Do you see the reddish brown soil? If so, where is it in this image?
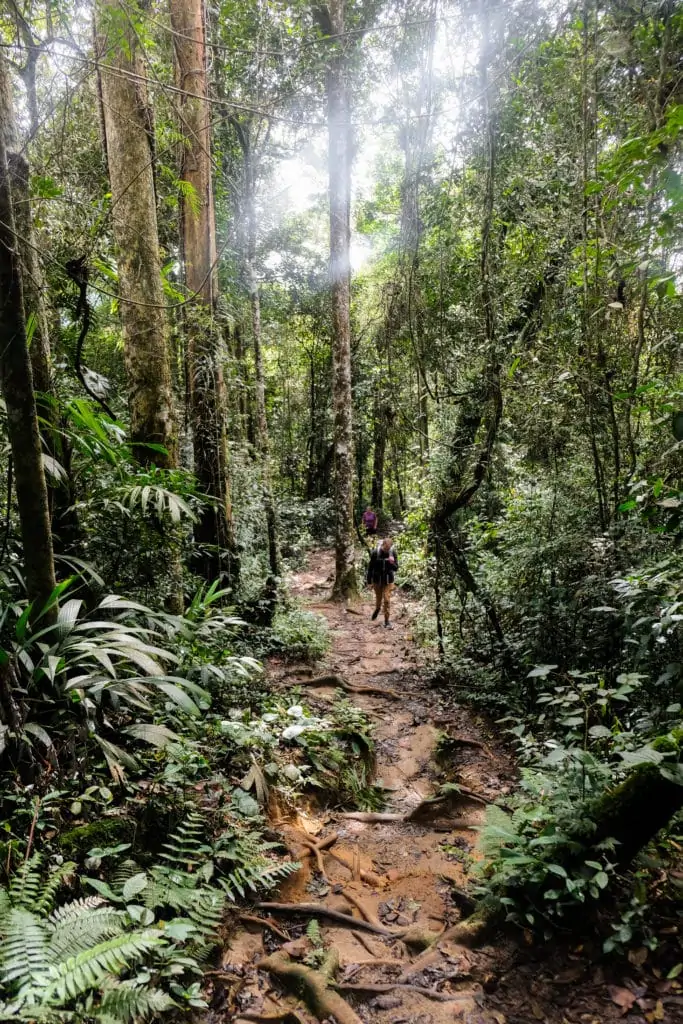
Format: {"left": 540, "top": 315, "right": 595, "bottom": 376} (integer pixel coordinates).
{"left": 215, "top": 550, "right": 683, "bottom": 1024}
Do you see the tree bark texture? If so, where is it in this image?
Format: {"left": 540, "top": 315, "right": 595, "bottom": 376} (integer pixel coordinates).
{"left": 169, "top": 0, "right": 238, "bottom": 584}
{"left": 242, "top": 134, "right": 281, "bottom": 586}
{"left": 323, "top": 0, "right": 357, "bottom": 598}
{"left": 97, "top": 0, "right": 177, "bottom": 467}
{"left": 0, "top": 129, "right": 57, "bottom": 618}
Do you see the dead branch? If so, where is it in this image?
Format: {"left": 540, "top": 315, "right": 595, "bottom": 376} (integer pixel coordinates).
{"left": 257, "top": 950, "right": 362, "bottom": 1024}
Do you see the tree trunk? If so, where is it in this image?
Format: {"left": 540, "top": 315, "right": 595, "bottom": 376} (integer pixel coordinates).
{"left": 371, "top": 391, "right": 386, "bottom": 510}
{"left": 169, "top": 0, "right": 239, "bottom": 585}
{"left": 321, "top": 0, "right": 357, "bottom": 598}
{"left": 96, "top": 0, "right": 177, "bottom": 467}
{"left": 0, "top": 128, "right": 57, "bottom": 619}
{"left": 241, "top": 133, "right": 280, "bottom": 592}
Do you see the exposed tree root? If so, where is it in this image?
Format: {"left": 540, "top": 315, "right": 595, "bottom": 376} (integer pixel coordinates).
{"left": 340, "top": 889, "right": 382, "bottom": 928}
{"left": 257, "top": 950, "right": 362, "bottom": 1024}
{"left": 398, "top": 909, "right": 496, "bottom": 980}
{"left": 295, "top": 674, "right": 400, "bottom": 700}
{"left": 351, "top": 930, "right": 385, "bottom": 957}
{"left": 292, "top": 831, "right": 339, "bottom": 861}
{"left": 341, "top": 785, "right": 492, "bottom": 824}
{"left": 334, "top": 981, "right": 478, "bottom": 1003}
{"left": 343, "top": 959, "right": 405, "bottom": 979}
{"left": 340, "top": 812, "right": 404, "bottom": 823}
{"left": 235, "top": 1012, "right": 308, "bottom": 1024}
{"left": 298, "top": 836, "right": 330, "bottom": 881}
{"left": 255, "top": 902, "right": 440, "bottom": 948}
{"left": 255, "top": 901, "right": 399, "bottom": 937}
{"left": 326, "top": 849, "right": 386, "bottom": 888}
{"left": 238, "top": 913, "right": 291, "bottom": 941}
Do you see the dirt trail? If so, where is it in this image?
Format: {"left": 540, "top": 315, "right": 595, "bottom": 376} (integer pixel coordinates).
{"left": 219, "top": 551, "right": 642, "bottom": 1024}
{"left": 221, "top": 550, "right": 513, "bottom": 1024}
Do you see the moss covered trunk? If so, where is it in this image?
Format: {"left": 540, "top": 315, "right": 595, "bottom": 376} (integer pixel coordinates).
{"left": 323, "top": 0, "right": 357, "bottom": 599}
{"left": 169, "top": 0, "right": 239, "bottom": 586}
{"left": 97, "top": 0, "right": 177, "bottom": 467}
{"left": 0, "top": 128, "right": 57, "bottom": 618}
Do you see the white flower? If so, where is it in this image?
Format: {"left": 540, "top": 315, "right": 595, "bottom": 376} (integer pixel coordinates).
{"left": 287, "top": 705, "right": 304, "bottom": 719}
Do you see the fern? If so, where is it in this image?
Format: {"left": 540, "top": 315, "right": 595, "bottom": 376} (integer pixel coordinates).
{"left": 476, "top": 805, "right": 518, "bottom": 859}
{"left": 218, "top": 860, "right": 299, "bottom": 901}
{"left": 0, "top": 908, "right": 50, "bottom": 987}
{"left": 99, "top": 982, "right": 175, "bottom": 1023}
{"left": 30, "top": 930, "right": 165, "bottom": 1005}
{"left": 48, "top": 906, "right": 127, "bottom": 962}
{"left": 157, "top": 812, "right": 210, "bottom": 872}
{"left": 8, "top": 854, "right": 45, "bottom": 909}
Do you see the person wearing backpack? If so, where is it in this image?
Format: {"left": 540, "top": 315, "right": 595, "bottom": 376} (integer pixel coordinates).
{"left": 366, "top": 537, "right": 399, "bottom": 629}
{"left": 362, "top": 506, "right": 378, "bottom": 536}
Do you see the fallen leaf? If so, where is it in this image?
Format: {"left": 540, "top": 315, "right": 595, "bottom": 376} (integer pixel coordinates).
{"left": 608, "top": 985, "right": 637, "bottom": 1013}
{"left": 530, "top": 1000, "right": 545, "bottom": 1020}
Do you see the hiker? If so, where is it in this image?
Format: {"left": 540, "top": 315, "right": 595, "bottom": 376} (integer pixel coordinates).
{"left": 362, "top": 506, "right": 378, "bottom": 536}
{"left": 366, "top": 537, "right": 399, "bottom": 629}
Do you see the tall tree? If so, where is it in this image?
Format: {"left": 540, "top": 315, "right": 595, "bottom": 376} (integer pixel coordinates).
{"left": 96, "top": 0, "right": 177, "bottom": 467}
{"left": 169, "top": 0, "right": 239, "bottom": 584}
{"left": 317, "top": 0, "right": 358, "bottom": 598}
{"left": 236, "top": 120, "right": 281, "bottom": 592}
{"left": 0, "top": 127, "right": 56, "bottom": 618}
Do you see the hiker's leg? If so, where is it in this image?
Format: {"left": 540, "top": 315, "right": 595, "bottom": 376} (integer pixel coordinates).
{"left": 383, "top": 583, "right": 394, "bottom": 623}
{"left": 372, "top": 584, "right": 382, "bottom": 620}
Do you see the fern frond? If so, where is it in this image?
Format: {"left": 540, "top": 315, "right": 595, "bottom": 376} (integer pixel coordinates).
{"left": 35, "top": 862, "right": 77, "bottom": 917}
{"left": 8, "top": 854, "right": 44, "bottom": 909}
{"left": 30, "top": 930, "right": 165, "bottom": 1005}
{"left": 48, "top": 907, "right": 127, "bottom": 963}
{"left": 49, "top": 895, "right": 107, "bottom": 925}
{"left": 0, "top": 908, "right": 50, "bottom": 988}
{"left": 476, "top": 805, "right": 518, "bottom": 858}
{"left": 219, "top": 861, "right": 299, "bottom": 901}
{"left": 99, "top": 982, "right": 176, "bottom": 1023}
{"left": 183, "top": 890, "right": 225, "bottom": 937}
{"left": 158, "top": 813, "right": 210, "bottom": 871}
{"left": 110, "top": 860, "right": 142, "bottom": 895}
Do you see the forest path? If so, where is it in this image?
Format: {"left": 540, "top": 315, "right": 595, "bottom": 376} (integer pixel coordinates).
{"left": 223, "top": 548, "right": 513, "bottom": 1024}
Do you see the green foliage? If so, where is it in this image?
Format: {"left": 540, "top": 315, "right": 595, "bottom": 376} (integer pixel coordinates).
{"left": 266, "top": 608, "right": 331, "bottom": 661}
